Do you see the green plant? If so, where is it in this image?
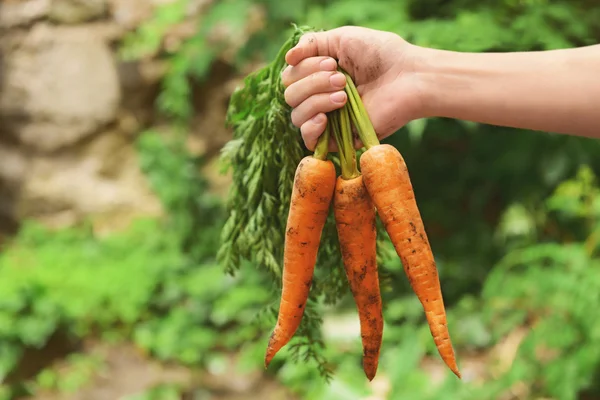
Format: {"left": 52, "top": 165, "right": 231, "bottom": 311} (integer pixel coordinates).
{"left": 29, "top": 353, "right": 105, "bottom": 395}
{"left": 0, "top": 131, "right": 271, "bottom": 398}
{"left": 124, "top": 383, "right": 183, "bottom": 400}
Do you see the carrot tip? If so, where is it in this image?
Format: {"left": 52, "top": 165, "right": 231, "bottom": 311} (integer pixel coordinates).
{"left": 364, "top": 365, "right": 377, "bottom": 381}
{"left": 264, "top": 354, "right": 273, "bottom": 369}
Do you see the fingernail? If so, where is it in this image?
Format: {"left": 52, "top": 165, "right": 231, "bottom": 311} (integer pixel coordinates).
{"left": 330, "top": 73, "right": 345, "bottom": 88}
{"left": 320, "top": 58, "right": 336, "bottom": 71}
{"left": 330, "top": 91, "right": 346, "bottom": 104}
{"left": 311, "top": 114, "right": 325, "bottom": 124}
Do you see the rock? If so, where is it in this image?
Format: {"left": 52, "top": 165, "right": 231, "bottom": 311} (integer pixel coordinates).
{"left": 0, "top": 23, "right": 121, "bottom": 153}
{"left": 0, "top": 142, "right": 29, "bottom": 190}
{"left": 16, "top": 129, "right": 162, "bottom": 231}
{"left": 116, "top": 59, "right": 165, "bottom": 129}
{"left": 106, "top": 0, "right": 153, "bottom": 29}
{"left": 0, "top": 141, "right": 29, "bottom": 235}
{"left": 0, "top": 0, "right": 244, "bottom": 236}
{"left": 48, "top": 0, "right": 107, "bottom": 24}
{"left": 0, "top": 0, "right": 50, "bottom": 29}
{"left": 189, "top": 61, "right": 236, "bottom": 159}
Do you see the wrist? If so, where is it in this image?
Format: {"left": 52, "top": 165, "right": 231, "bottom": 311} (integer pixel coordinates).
{"left": 410, "top": 47, "right": 515, "bottom": 121}
{"left": 393, "top": 44, "right": 453, "bottom": 122}
{"left": 409, "top": 45, "right": 457, "bottom": 119}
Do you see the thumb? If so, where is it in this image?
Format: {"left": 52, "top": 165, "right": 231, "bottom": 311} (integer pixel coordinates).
{"left": 285, "top": 30, "right": 342, "bottom": 66}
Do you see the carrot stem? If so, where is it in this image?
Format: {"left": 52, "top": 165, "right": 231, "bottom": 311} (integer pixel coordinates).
{"left": 330, "top": 109, "right": 359, "bottom": 180}
{"left": 313, "top": 121, "right": 330, "bottom": 160}
{"left": 339, "top": 105, "right": 360, "bottom": 179}
{"left": 341, "top": 70, "right": 380, "bottom": 150}
{"left": 330, "top": 111, "right": 345, "bottom": 165}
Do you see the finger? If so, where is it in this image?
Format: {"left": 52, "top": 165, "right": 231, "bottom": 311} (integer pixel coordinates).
{"left": 291, "top": 91, "right": 347, "bottom": 128}
{"left": 286, "top": 31, "right": 340, "bottom": 66}
{"left": 300, "top": 113, "right": 328, "bottom": 151}
{"left": 284, "top": 71, "right": 346, "bottom": 108}
{"left": 281, "top": 56, "right": 336, "bottom": 88}
{"left": 300, "top": 116, "right": 341, "bottom": 152}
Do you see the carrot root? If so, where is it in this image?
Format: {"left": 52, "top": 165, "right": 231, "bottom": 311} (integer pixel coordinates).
{"left": 334, "top": 175, "right": 383, "bottom": 381}
{"left": 360, "top": 144, "right": 461, "bottom": 379}
{"left": 264, "top": 155, "right": 336, "bottom": 368}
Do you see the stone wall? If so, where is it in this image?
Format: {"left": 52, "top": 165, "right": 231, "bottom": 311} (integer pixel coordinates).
{"left": 0, "top": 0, "right": 236, "bottom": 239}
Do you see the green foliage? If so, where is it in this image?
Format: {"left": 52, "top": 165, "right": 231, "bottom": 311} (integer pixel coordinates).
{"left": 217, "top": 25, "right": 311, "bottom": 277}
{"left": 0, "top": 131, "right": 271, "bottom": 397}
{"left": 119, "top": 0, "right": 188, "bottom": 60}
{"left": 136, "top": 130, "right": 223, "bottom": 263}
{"left": 120, "top": 0, "right": 250, "bottom": 121}
{"left": 124, "top": 383, "right": 183, "bottom": 400}
{"left": 479, "top": 167, "right": 600, "bottom": 399}
{"left": 29, "top": 353, "right": 105, "bottom": 395}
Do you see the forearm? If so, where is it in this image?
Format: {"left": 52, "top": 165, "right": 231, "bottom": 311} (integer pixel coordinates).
{"left": 415, "top": 44, "right": 600, "bottom": 137}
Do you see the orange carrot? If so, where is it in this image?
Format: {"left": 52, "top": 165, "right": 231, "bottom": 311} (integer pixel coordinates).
{"left": 334, "top": 174, "right": 383, "bottom": 381}
{"left": 360, "top": 144, "right": 461, "bottom": 378}
{"left": 264, "top": 130, "right": 336, "bottom": 368}
{"left": 329, "top": 105, "right": 383, "bottom": 381}
{"left": 339, "top": 70, "right": 460, "bottom": 378}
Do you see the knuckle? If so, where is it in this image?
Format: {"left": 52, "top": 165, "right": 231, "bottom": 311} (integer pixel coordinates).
{"left": 298, "top": 33, "right": 320, "bottom": 57}
{"left": 304, "top": 98, "right": 320, "bottom": 116}
{"left": 296, "top": 57, "right": 317, "bottom": 74}
{"left": 309, "top": 71, "right": 330, "bottom": 86}
{"left": 317, "top": 93, "right": 332, "bottom": 108}
{"left": 302, "top": 32, "right": 318, "bottom": 45}
{"left": 322, "top": 70, "right": 336, "bottom": 83}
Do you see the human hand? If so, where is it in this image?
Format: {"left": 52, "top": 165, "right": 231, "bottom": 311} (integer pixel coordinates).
{"left": 281, "top": 26, "right": 426, "bottom": 150}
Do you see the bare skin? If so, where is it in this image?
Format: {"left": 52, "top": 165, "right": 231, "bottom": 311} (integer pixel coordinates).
{"left": 281, "top": 26, "right": 600, "bottom": 151}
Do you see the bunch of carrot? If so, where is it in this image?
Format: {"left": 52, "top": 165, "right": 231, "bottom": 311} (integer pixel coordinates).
{"left": 264, "top": 70, "right": 461, "bottom": 381}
